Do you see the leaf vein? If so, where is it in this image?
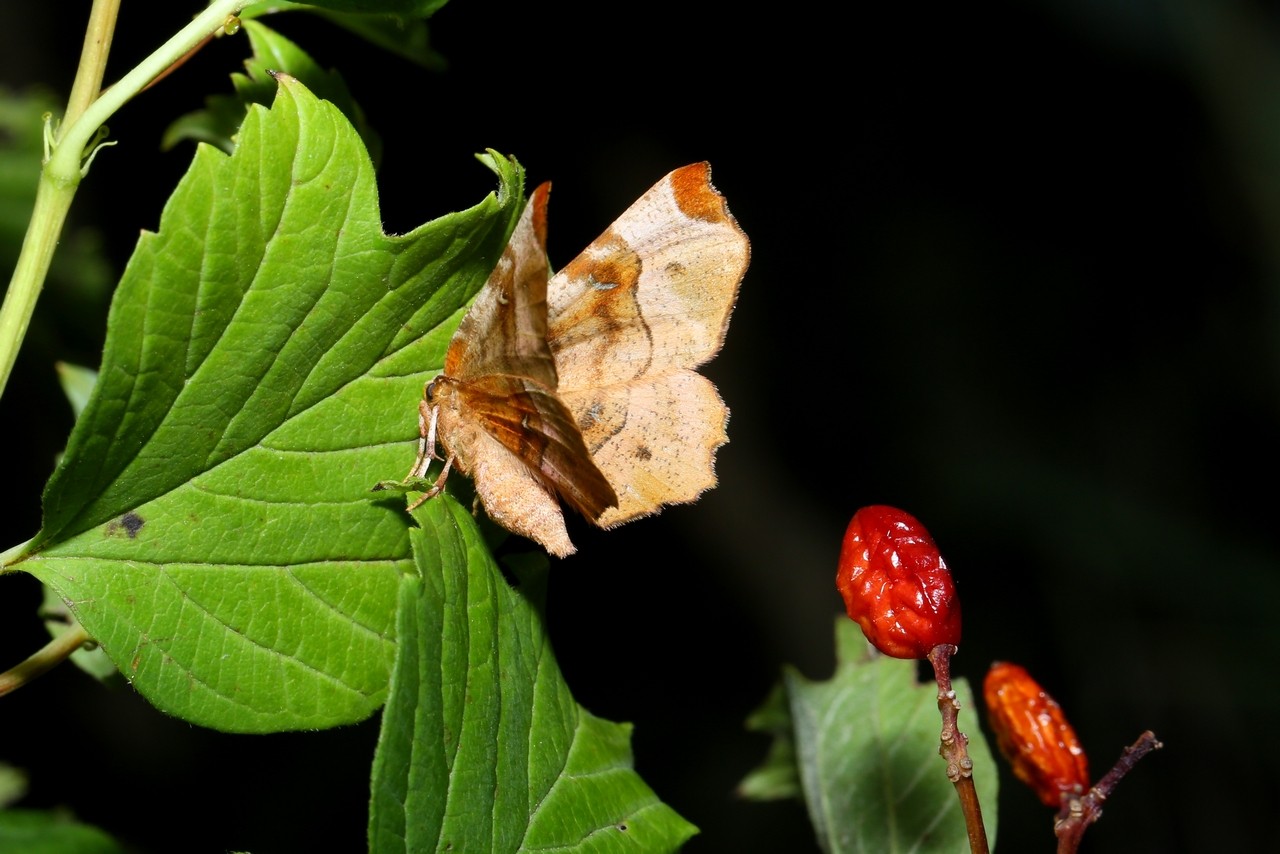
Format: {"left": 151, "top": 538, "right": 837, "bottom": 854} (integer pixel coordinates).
{"left": 150, "top": 564, "right": 375, "bottom": 699}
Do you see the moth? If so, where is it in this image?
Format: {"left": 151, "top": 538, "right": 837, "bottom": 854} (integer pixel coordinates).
{"left": 408, "top": 163, "right": 749, "bottom": 556}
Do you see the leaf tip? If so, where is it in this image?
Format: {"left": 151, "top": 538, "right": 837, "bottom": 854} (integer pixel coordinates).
{"left": 474, "top": 149, "right": 524, "bottom": 205}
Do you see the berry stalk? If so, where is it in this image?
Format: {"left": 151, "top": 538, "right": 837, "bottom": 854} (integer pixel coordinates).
{"left": 928, "top": 643, "right": 990, "bottom": 854}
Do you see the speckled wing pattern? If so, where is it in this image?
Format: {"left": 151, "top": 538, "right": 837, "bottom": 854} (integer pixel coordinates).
{"left": 548, "top": 163, "right": 749, "bottom": 527}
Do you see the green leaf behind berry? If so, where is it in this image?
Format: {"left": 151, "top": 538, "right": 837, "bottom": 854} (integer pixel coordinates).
{"left": 742, "top": 620, "right": 999, "bottom": 853}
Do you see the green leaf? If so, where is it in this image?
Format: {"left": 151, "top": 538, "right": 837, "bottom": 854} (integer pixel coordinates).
{"left": 0, "top": 764, "right": 26, "bottom": 809}
{"left": 162, "top": 19, "right": 381, "bottom": 166}
{"left": 742, "top": 621, "right": 999, "bottom": 853}
{"left": 11, "top": 77, "right": 523, "bottom": 733}
{"left": 54, "top": 362, "right": 97, "bottom": 419}
{"left": 737, "top": 681, "right": 802, "bottom": 800}
{"left": 241, "top": 1, "right": 451, "bottom": 69}
{"left": 368, "top": 494, "right": 698, "bottom": 853}
{"left": 0, "top": 810, "right": 126, "bottom": 854}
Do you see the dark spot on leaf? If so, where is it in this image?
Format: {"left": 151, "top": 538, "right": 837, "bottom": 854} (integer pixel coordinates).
{"left": 104, "top": 512, "right": 145, "bottom": 538}
{"left": 122, "top": 512, "right": 144, "bottom": 537}
{"left": 635, "top": 445, "right": 652, "bottom": 461}
{"left": 616, "top": 823, "right": 629, "bottom": 832}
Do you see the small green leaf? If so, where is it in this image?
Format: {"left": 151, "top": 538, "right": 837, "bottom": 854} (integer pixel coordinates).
{"left": 0, "top": 810, "right": 126, "bottom": 854}
{"left": 162, "top": 19, "right": 381, "bottom": 165}
{"left": 368, "top": 494, "right": 698, "bottom": 853}
{"left": 369, "top": 474, "right": 434, "bottom": 495}
{"left": 54, "top": 362, "right": 97, "bottom": 419}
{"left": 12, "top": 77, "right": 523, "bottom": 733}
{"left": 738, "top": 681, "right": 802, "bottom": 800}
{"left": 241, "top": 1, "right": 451, "bottom": 69}
{"left": 741, "top": 620, "right": 999, "bottom": 853}
{"left": 0, "top": 764, "right": 26, "bottom": 809}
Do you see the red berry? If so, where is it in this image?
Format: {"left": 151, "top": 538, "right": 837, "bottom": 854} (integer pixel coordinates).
{"left": 983, "top": 662, "right": 1090, "bottom": 807}
{"left": 835, "top": 505, "right": 962, "bottom": 659}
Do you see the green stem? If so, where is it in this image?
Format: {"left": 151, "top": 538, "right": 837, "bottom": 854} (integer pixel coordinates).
{"left": 47, "top": 0, "right": 247, "bottom": 183}
{"left": 0, "top": 0, "right": 247, "bottom": 400}
{"left": 64, "top": 0, "right": 121, "bottom": 131}
{"left": 0, "top": 178, "right": 75, "bottom": 395}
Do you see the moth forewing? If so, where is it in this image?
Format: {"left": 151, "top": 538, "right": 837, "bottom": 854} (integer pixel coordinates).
{"left": 454, "top": 375, "right": 615, "bottom": 520}
{"left": 406, "top": 182, "right": 617, "bottom": 555}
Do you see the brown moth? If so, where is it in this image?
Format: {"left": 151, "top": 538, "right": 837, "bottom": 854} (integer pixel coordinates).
{"left": 409, "top": 163, "right": 749, "bottom": 556}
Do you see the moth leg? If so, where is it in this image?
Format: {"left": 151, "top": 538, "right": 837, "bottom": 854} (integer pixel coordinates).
{"left": 406, "top": 399, "right": 441, "bottom": 479}
{"left": 406, "top": 453, "right": 455, "bottom": 512}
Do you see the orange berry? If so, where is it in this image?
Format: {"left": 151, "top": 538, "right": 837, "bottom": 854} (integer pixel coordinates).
{"left": 983, "top": 661, "right": 1090, "bottom": 807}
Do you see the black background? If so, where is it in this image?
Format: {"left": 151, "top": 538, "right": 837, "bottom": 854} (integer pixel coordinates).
{"left": 2, "top": 2, "right": 1277, "bottom": 851}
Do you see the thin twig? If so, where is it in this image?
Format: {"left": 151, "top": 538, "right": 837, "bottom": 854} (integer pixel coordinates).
{"left": 0, "top": 625, "right": 91, "bottom": 697}
{"left": 139, "top": 33, "right": 214, "bottom": 94}
{"left": 1055, "top": 730, "right": 1163, "bottom": 853}
{"left": 928, "top": 644, "right": 990, "bottom": 854}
